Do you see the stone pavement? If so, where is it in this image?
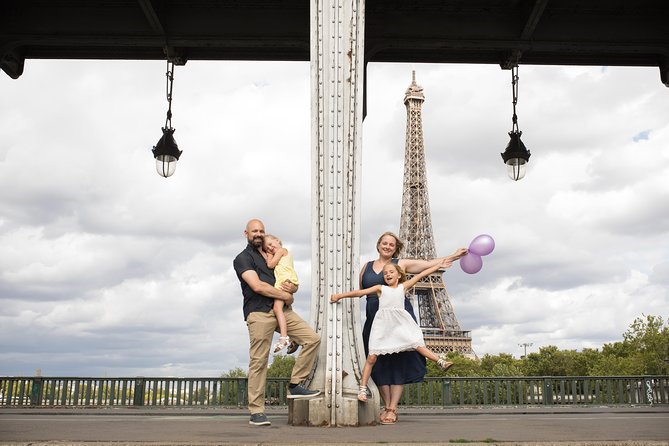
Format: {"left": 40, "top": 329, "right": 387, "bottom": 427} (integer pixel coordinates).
{"left": 1, "top": 405, "right": 668, "bottom": 446}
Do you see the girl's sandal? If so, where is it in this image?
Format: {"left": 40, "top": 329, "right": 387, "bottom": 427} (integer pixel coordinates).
{"left": 273, "top": 336, "right": 290, "bottom": 353}
{"left": 380, "top": 408, "right": 397, "bottom": 425}
{"left": 357, "top": 385, "right": 368, "bottom": 402}
{"left": 437, "top": 354, "right": 454, "bottom": 371}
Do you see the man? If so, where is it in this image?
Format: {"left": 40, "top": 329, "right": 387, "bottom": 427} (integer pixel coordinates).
{"left": 233, "top": 218, "right": 321, "bottom": 426}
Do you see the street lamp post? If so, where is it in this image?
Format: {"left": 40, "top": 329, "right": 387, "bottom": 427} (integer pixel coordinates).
{"left": 519, "top": 342, "right": 533, "bottom": 358}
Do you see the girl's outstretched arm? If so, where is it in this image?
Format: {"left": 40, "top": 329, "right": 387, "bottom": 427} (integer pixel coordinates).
{"left": 330, "top": 285, "right": 381, "bottom": 303}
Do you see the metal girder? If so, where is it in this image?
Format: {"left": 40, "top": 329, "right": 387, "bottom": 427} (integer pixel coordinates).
{"left": 138, "top": 0, "right": 165, "bottom": 35}
{"left": 662, "top": 57, "right": 669, "bottom": 87}
{"left": 520, "top": 0, "right": 549, "bottom": 41}
{"left": 0, "top": 47, "right": 24, "bottom": 79}
{"left": 290, "top": 0, "right": 372, "bottom": 427}
{"left": 2, "top": 0, "right": 669, "bottom": 84}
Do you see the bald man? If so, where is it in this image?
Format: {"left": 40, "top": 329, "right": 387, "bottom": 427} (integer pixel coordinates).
{"left": 233, "top": 218, "right": 321, "bottom": 426}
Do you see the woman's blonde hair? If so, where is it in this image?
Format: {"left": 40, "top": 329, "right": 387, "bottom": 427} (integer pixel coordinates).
{"left": 376, "top": 231, "right": 404, "bottom": 258}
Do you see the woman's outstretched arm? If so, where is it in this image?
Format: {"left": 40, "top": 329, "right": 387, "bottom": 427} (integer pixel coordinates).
{"left": 399, "top": 248, "right": 467, "bottom": 273}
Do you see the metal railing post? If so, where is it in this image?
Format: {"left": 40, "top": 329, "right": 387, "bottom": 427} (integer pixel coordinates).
{"left": 643, "top": 377, "right": 654, "bottom": 405}
{"left": 442, "top": 380, "right": 451, "bottom": 406}
{"left": 543, "top": 378, "right": 553, "bottom": 405}
{"left": 30, "top": 378, "right": 42, "bottom": 405}
{"left": 238, "top": 379, "right": 247, "bottom": 408}
{"left": 133, "top": 378, "right": 145, "bottom": 406}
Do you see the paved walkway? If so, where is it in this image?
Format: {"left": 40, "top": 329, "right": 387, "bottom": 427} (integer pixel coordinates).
{"left": 1, "top": 405, "right": 668, "bottom": 445}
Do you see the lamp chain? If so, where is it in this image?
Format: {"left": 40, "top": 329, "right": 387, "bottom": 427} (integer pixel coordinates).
{"left": 511, "top": 65, "right": 519, "bottom": 133}
{"left": 164, "top": 60, "right": 175, "bottom": 130}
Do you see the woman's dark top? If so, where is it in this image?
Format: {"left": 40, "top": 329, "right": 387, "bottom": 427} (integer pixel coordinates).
{"left": 361, "top": 259, "right": 427, "bottom": 385}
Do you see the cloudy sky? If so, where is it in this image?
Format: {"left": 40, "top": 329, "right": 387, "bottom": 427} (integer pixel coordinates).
{"left": 1, "top": 59, "right": 668, "bottom": 377}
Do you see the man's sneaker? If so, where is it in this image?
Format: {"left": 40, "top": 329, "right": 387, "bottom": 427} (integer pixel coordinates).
{"left": 287, "top": 385, "right": 321, "bottom": 399}
{"left": 249, "top": 413, "right": 271, "bottom": 426}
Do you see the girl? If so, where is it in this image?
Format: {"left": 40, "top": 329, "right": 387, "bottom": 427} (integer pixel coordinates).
{"left": 330, "top": 260, "right": 456, "bottom": 405}
{"left": 263, "top": 234, "right": 299, "bottom": 353}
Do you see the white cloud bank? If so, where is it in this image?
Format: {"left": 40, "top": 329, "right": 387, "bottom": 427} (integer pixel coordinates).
{"left": 1, "top": 60, "right": 667, "bottom": 376}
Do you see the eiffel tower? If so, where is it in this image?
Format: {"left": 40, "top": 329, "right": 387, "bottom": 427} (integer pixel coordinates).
{"left": 399, "top": 71, "right": 475, "bottom": 357}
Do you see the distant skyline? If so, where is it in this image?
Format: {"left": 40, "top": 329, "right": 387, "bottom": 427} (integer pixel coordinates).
{"left": 0, "top": 60, "right": 667, "bottom": 377}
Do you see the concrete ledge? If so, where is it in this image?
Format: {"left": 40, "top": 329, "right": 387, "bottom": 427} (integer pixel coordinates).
{"left": 2, "top": 406, "right": 667, "bottom": 444}
{"left": 1, "top": 442, "right": 668, "bottom": 446}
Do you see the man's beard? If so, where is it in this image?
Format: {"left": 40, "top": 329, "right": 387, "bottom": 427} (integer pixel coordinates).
{"left": 251, "top": 236, "right": 263, "bottom": 248}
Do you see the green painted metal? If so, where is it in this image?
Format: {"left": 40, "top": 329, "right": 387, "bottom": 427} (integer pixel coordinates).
{"left": 1, "top": 376, "right": 667, "bottom": 407}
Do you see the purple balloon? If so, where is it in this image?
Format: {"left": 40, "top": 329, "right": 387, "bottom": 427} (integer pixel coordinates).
{"left": 469, "top": 234, "right": 495, "bottom": 256}
{"left": 460, "top": 253, "right": 483, "bottom": 274}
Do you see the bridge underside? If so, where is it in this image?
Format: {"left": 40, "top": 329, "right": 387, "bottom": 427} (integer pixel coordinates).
{"left": 2, "top": 0, "right": 668, "bottom": 85}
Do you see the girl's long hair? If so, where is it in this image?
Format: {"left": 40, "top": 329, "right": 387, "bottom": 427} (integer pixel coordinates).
{"left": 384, "top": 262, "right": 407, "bottom": 283}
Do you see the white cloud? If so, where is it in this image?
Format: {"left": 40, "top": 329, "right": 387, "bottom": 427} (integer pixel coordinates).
{"left": 460, "top": 269, "right": 666, "bottom": 356}
{"left": 1, "top": 60, "right": 668, "bottom": 377}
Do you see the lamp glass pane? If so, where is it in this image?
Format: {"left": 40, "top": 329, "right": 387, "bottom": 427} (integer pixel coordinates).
{"left": 155, "top": 155, "right": 177, "bottom": 177}
{"left": 505, "top": 158, "right": 526, "bottom": 181}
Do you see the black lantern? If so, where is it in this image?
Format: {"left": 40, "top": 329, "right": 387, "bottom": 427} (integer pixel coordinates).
{"left": 153, "top": 127, "right": 182, "bottom": 177}
{"left": 501, "top": 130, "right": 530, "bottom": 181}
{"left": 152, "top": 60, "right": 182, "bottom": 177}
{"left": 500, "top": 65, "right": 531, "bottom": 181}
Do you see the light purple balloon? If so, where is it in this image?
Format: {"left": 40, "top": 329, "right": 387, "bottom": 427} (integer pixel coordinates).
{"left": 460, "top": 253, "right": 483, "bottom": 274}
{"left": 468, "top": 234, "right": 495, "bottom": 256}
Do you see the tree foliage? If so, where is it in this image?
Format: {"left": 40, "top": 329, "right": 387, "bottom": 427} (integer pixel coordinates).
{"left": 622, "top": 314, "right": 669, "bottom": 375}
{"left": 221, "top": 367, "right": 247, "bottom": 378}
{"left": 267, "top": 354, "right": 296, "bottom": 378}
{"left": 427, "top": 352, "right": 481, "bottom": 377}
{"left": 424, "top": 314, "right": 668, "bottom": 377}
{"left": 223, "top": 314, "right": 668, "bottom": 378}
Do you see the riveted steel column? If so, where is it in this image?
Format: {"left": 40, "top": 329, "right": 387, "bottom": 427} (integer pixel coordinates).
{"left": 288, "top": 0, "right": 375, "bottom": 426}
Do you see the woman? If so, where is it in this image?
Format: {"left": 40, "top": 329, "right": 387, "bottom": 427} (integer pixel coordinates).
{"left": 360, "top": 231, "right": 466, "bottom": 424}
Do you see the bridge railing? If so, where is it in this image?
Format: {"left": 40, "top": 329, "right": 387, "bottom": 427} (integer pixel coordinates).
{"left": 402, "top": 376, "right": 668, "bottom": 406}
{"left": 1, "top": 376, "right": 667, "bottom": 408}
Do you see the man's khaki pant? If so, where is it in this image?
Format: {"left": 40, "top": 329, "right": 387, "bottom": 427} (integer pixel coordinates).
{"left": 246, "top": 307, "right": 320, "bottom": 414}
